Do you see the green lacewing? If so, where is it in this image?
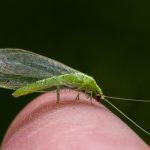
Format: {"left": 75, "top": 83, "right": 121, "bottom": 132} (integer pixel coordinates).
{"left": 0, "top": 48, "right": 149, "bottom": 136}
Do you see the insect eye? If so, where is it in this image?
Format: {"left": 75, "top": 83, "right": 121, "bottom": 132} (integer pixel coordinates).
{"left": 96, "top": 94, "right": 101, "bottom": 102}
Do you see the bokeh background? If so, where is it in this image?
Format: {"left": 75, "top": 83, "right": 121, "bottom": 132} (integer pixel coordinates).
{"left": 0, "top": 0, "right": 150, "bottom": 145}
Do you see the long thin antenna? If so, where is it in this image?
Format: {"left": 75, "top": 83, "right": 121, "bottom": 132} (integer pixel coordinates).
{"left": 102, "top": 97, "right": 150, "bottom": 136}
{"left": 104, "top": 95, "right": 150, "bottom": 103}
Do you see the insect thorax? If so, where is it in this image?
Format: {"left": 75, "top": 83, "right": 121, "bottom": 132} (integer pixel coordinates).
{"left": 73, "top": 72, "right": 103, "bottom": 97}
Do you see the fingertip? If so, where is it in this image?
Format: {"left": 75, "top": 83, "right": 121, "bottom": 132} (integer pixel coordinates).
{"left": 1, "top": 90, "right": 149, "bottom": 150}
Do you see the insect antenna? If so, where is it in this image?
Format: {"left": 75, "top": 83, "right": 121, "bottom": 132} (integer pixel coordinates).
{"left": 104, "top": 95, "right": 150, "bottom": 103}
{"left": 102, "top": 97, "right": 150, "bottom": 136}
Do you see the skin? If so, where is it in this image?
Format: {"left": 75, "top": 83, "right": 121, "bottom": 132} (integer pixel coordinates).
{"left": 1, "top": 90, "right": 149, "bottom": 150}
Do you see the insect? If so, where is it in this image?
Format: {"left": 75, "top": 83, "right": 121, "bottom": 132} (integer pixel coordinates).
{"left": 0, "top": 48, "right": 149, "bottom": 136}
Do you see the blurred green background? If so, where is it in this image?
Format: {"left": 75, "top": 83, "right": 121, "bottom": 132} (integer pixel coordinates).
{"left": 0, "top": 0, "right": 150, "bottom": 145}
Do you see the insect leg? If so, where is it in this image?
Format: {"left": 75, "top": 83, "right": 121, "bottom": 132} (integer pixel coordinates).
{"left": 84, "top": 91, "right": 93, "bottom": 104}
{"left": 89, "top": 91, "right": 93, "bottom": 105}
{"left": 76, "top": 92, "right": 80, "bottom": 100}
{"left": 73, "top": 91, "right": 80, "bottom": 104}
{"left": 56, "top": 86, "right": 60, "bottom": 106}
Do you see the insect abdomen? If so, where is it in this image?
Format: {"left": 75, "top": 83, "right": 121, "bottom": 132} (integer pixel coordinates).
{"left": 12, "top": 73, "right": 89, "bottom": 97}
